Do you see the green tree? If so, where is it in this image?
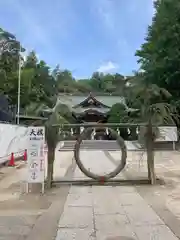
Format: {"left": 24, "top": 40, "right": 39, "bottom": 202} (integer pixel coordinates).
{"left": 113, "top": 73, "right": 127, "bottom": 94}
{"left": 28, "top": 99, "right": 72, "bottom": 188}
{"left": 44, "top": 103, "right": 71, "bottom": 188}
{"left": 90, "top": 72, "right": 104, "bottom": 91}
{"left": 52, "top": 64, "right": 61, "bottom": 80}
{"left": 108, "top": 103, "right": 128, "bottom": 123}
{"left": 133, "top": 0, "right": 180, "bottom": 183}
{"left": 56, "top": 69, "right": 76, "bottom": 93}
{"left": 126, "top": 75, "right": 178, "bottom": 184}
{"left": 0, "top": 28, "right": 26, "bottom": 115}
{"left": 108, "top": 103, "right": 129, "bottom": 139}
{"left": 0, "top": 28, "right": 25, "bottom": 73}
{"left": 23, "top": 51, "right": 57, "bottom": 109}
{"left": 136, "top": 0, "right": 180, "bottom": 110}
{"left": 103, "top": 74, "right": 116, "bottom": 93}
{"left": 24, "top": 51, "right": 37, "bottom": 69}
{"left": 76, "top": 79, "right": 93, "bottom": 93}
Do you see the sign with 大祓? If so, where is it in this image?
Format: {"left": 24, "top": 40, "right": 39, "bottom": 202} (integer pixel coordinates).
{"left": 27, "top": 126, "right": 45, "bottom": 184}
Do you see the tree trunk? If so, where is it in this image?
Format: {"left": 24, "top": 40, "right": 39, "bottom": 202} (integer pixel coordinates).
{"left": 146, "top": 123, "right": 156, "bottom": 185}
{"left": 46, "top": 148, "right": 55, "bottom": 189}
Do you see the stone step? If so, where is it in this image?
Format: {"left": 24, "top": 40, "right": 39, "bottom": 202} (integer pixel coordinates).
{"left": 58, "top": 140, "right": 142, "bottom": 151}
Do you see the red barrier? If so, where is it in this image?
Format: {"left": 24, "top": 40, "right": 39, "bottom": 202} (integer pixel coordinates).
{"left": 23, "top": 149, "right": 27, "bottom": 161}
{"left": 100, "top": 176, "right": 105, "bottom": 184}
{"left": 8, "top": 153, "right": 15, "bottom": 167}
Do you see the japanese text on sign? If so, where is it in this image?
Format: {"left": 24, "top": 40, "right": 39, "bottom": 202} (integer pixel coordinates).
{"left": 27, "top": 127, "right": 45, "bottom": 183}
{"left": 29, "top": 127, "right": 44, "bottom": 141}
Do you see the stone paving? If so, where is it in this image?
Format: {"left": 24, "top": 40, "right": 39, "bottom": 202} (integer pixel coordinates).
{"left": 56, "top": 185, "right": 178, "bottom": 240}
{"left": 55, "top": 150, "right": 180, "bottom": 240}
{"left": 1, "top": 146, "right": 180, "bottom": 239}
{"left": 0, "top": 151, "right": 73, "bottom": 240}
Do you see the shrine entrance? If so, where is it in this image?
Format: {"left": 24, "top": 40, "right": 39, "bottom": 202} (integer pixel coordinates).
{"left": 72, "top": 92, "right": 111, "bottom": 124}
{"left": 52, "top": 94, "right": 157, "bottom": 185}
{"left": 73, "top": 125, "right": 127, "bottom": 181}
{"left": 80, "top": 110, "right": 107, "bottom": 123}
{"left": 52, "top": 122, "right": 156, "bottom": 186}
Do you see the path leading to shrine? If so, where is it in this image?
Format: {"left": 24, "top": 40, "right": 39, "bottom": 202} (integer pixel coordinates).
{"left": 1, "top": 148, "right": 180, "bottom": 239}
{"left": 55, "top": 150, "right": 180, "bottom": 240}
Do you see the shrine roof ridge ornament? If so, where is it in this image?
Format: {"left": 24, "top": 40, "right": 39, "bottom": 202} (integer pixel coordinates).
{"left": 73, "top": 92, "right": 110, "bottom": 109}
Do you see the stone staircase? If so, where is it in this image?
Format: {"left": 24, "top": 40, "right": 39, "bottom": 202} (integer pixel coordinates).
{"left": 58, "top": 140, "right": 142, "bottom": 151}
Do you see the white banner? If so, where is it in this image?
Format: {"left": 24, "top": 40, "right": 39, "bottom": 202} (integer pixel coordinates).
{"left": 156, "top": 126, "right": 178, "bottom": 142}
{"left": 27, "top": 126, "right": 45, "bottom": 183}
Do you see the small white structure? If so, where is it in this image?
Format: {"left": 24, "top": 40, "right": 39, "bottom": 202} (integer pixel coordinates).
{"left": 27, "top": 126, "right": 45, "bottom": 193}
{"left": 0, "top": 123, "right": 28, "bottom": 163}
{"left": 156, "top": 126, "right": 178, "bottom": 150}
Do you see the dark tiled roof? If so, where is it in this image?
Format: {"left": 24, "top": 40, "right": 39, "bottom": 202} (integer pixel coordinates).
{"left": 57, "top": 94, "right": 124, "bottom": 109}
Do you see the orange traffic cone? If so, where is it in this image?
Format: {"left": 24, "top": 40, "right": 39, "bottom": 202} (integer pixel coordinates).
{"left": 23, "top": 149, "right": 27, "bottom": 161}
{"left": 8, "top": 152, "right": 15, "bottom": 166}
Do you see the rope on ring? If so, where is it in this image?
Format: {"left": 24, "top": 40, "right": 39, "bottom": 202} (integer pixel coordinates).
{"left": 74, "top": 126, "right": 127, "bottom": 181}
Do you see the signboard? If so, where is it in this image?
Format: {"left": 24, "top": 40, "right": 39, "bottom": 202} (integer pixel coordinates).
{"left": 27, "top": 126, "right": 45, "bottom": 184}
{"left": 155, "top": 126, "right": 178, "bottom": 142}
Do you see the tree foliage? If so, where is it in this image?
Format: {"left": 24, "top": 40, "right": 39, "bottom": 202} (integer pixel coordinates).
{"left": 2, "top": 0, "right": 180, "bottom": 186}
{"left": 0, "top": 28, "right": 130, "bottom": 121}
{"left": 136, "top": 0, "right": 180, "bottom": 110}
{"left": 129, "top": 0, "right": 180, "bottom": 183}
{"left": 108, "top": 103, "right": 128, "bottom": 123}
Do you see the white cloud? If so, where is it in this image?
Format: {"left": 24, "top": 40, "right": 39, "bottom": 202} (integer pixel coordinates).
{"left": 97, "top": 61, "right": 118, "bottom": 73}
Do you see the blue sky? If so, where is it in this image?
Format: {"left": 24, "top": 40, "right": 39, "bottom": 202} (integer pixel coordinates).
{"left": 0, "top": 0, "right": 154, "bottom": 79}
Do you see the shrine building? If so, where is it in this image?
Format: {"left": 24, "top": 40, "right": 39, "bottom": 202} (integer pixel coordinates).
{"left": 57, "top": 92, "right": 125, "bottom": 123}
